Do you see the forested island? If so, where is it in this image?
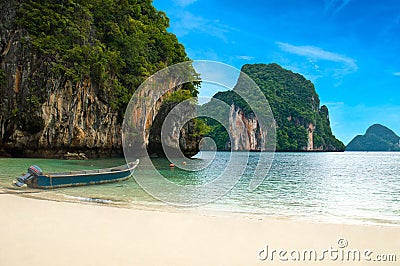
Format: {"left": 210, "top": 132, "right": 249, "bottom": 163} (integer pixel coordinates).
{"left": 0, "top": 0, "right": 199, "bottom": 158}
{"left": 201, "top": 64, "right": 345, "bottom": 152}
{"left": 346, "top": 124, "right": 400, "bottom": 151}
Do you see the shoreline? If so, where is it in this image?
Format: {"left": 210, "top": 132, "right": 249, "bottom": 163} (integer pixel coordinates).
{"left": 1, "top": 193, "right": 399, "bottom": 266}
{"left": 2, "top": 187, "right": 400, "bottom": 228}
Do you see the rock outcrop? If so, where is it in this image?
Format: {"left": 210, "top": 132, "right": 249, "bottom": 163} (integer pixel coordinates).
{"left": 148, "top": 100, "right": 200, "bottom": 157}
{"left": 0, "top": 0, "right": 199, "bottom": 158}
{"left": 0, "top": 5, "right": 121, "bottom": 157}
{"left": 227, "top": 104, "right": 265, "bottom": 151}
{"left": 200, "top": 64, "right": 345, "bottom": 152}
{"left": 64, "top": 152, "right": 88, "bottom": 160}
{"left": 307, "top": 123, "right": 315, "bottom": 151}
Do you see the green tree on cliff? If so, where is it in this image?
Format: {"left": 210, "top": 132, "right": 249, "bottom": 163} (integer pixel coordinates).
{"left": 17, "top": 0, "right": 197, "bottom": 114}
{"left": 200, "top": 63, "right": 345, "bottom": 151}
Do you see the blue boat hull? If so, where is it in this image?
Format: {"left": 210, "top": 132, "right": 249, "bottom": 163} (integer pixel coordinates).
{"left": 25, "top": 160, "right": 139, "bottom": 189}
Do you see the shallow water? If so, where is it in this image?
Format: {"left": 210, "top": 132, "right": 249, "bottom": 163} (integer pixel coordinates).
{"left": 1, "top": 152, "right": 399, "bottom": 225}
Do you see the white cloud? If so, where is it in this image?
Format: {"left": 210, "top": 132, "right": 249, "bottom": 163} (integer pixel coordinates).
{"left": 393, "top": 72, "right": 400, "bottom": 76}
{"left": 237, "top": 55, "right": 254, "bottom": 61}
{"left": 171, "top": 11, "right": 237, "bottom": 42}
{"left": 276, "top": 42, "right": 358, "bottom": 76}
{"left": 173, "top": 0, "right": 198, "bottom": 7}
{"left": 324, "top": 0, "right": 352, "bottom": 14}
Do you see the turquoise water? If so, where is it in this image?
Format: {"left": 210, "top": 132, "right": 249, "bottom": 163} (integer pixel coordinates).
{"left": 1, "top": 152, "right": 399, "bottom": 225}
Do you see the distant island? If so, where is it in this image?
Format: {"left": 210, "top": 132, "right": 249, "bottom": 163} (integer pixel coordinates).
{"left": 346, "top": 124, "right": 400, "bottom": 151}
{"left": 200, "top": 64, "right": 345, "bottom": 152}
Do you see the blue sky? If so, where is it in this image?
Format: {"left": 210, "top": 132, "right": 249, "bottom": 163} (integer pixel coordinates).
{"left": 153, "top": 0, "right": 400, "bottom": 144}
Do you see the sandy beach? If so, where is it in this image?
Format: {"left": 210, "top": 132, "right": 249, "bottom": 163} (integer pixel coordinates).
{"left": 0, "top": 194, "right": 399, "bottom": 266}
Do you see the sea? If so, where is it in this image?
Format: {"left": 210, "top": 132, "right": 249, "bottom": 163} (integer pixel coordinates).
{"left": 0, "top": 152, "right": 399, "bottom": 226}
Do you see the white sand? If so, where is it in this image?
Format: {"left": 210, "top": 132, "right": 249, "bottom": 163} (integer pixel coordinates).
{"left": 0, "top": 194, "right": 399, "bottom": 266}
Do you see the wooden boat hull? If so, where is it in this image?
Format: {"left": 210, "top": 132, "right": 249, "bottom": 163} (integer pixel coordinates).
{"left": 25, "top": 160, "right": 139, "bottom": 189}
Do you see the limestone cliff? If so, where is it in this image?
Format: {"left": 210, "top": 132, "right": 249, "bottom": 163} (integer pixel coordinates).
{"left": 0, "top": 0, "right": 120, "bottom": 157}
{"left": 201, "top": 64, "right": 345, "bottom": 152}
{"left": 227, "top": 104, "right": 265, "bottom": 151}
{"left": 0, "top": 0, "right": 199, "bottom": 158}
{"left": 148, "top": 101, "right": 199, "bottom": 157}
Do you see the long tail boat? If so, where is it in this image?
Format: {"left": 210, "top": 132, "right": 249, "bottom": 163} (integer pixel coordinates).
{"left": 13, "top": 159, "right": 139, "bottom": 189}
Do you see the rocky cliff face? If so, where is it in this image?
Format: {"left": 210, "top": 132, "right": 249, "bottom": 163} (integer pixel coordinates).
{"left": 200, "top": 64, "right": 345, "bottom": 152}
{"left": 148, "top": 101, "right": 199, "bottom": 157}
{"left": 227, "top": 104, "right": 265, "bottom": 151}
{"left": 37, "top": 79, "right": 122, "bottom": 157}
{"left": 0, "top": 1, "right": 198, "bottom": 158}
{"left": 220, "top": 103, "right": 338, "bottom": 152}
{"left": 0, "top": 1, "right": 119, "bottom": 157}
{"left": 224, "top": 103, "right": 316, "bottom": 151}
{"left": 307, "top": 123, "right": 315, "bottom": 151}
